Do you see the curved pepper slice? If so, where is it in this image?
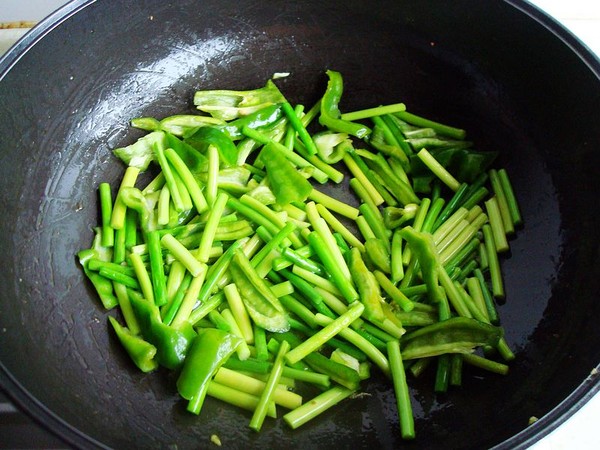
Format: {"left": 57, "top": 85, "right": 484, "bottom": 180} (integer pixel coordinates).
{"left": 349, "top": 248, "right": 385, "bottom": 323}
{"left": 129, "top": 292, "right": 196, "bottom": 370}
{"left": 108, "top": 316, "right": 158, "bottom": 373}
{"left": 229, "top": 249, "right": 290, "bottom": 333}
{"left": 177, "top": 328, "right": 242, "bottom": 414}
{"left": 401, "top": 317, "right": 503, "bottom": 360}
{"left": 319, "top": 70, "right": 371, "bottom": 139}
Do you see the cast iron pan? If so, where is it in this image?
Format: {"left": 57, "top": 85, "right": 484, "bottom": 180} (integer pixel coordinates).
{"left": 1, "top": 0, "right": 600, "bottom": 448}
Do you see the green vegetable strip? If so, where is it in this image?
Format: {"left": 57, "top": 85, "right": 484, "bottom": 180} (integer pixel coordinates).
{"left": 162, "top": 272, "right": 193, "bottom": 326}
{"left": 359, "top": 203, "right": 390, "bottom": 246}
{"left": 165, "top": 260, "right": 186, "bottom": 304}
{"left": 498, "top": 169, "right": 522, "bottom": 226}
{"left": 437, "top": 268, "right": 472, "bottom": 318}
{"left": 341, "top": 103, "right": 406, "bottom": 121}
{"left": 282, "top": 102, "right": 318, "bottom": 155}
{"left": 391, "top": 230, "right": 405, "bottom": 283}
{"left": 98, "top": 268, "right": 140, "bottom": 290}
{"left": 214, "top": 367, "right": 302, "bottom": 410}
{"left": 409, "top": 357, "right": 432, "bottom": 378}
{"left": 293, "top": 140, "right": 345, "bottom": 184}
{"left": 438, "top": 222, "right": 478, "bottom": 266}
{"left": 242, "top": 126, "right": 328, "bottom": 183}
{"left": 432, "top": 208, "right": 469, "bottom": 245}
{"left": 381, "top": 115, "right": 415, "bottom": 159}
{"left": 172, "top": 170, "right": 193, "bottom": 211}
{"left": 223, "top": 355, "right": 271, "bottom": 374}
{"left": 343, "top": 154, "right": 385, "bottom": 205}
{"left": 99, "top": 183, "right": 115, "bottom": 247}
{"left": 197, "top": 192, "right": 229, "bottom": 263}
{"left": 279, "top": 295, "right": 318, "bottom": 329}
{"left": 461, "top": 186, "right": 489, "bottom": 211}
{"left": 315, "top": 204, "right": 365, "bottom": 252}
{"left": 443, "top": 237, "right": 480, "bottom": 274}
{"left": 250, "top": 340, "right": 290, "bottom": 431}
{"left": 432, "top": 183, "right": 469, "bottom": 230}
{"left": 454, "top": 280, "right": 487, "bottom": 323}
{"left": 87, "top": 259, "right": 135, "bottom": 277}
{"left": 308, "top": 189, "right": 360, "bottom": 220}
{"left": 374, "top": 270, "right": 414, "bottom": 312}
{"left": 314, "top": 314, "right": 390, "bottom": 377}
{"left": 278, "top": 268, "right": 335, "bottom": 319}
{"left": 387, "top": 340, "right": 415, "bottom": 440}
{"left": 417, "top": 148, "right": 461, "bottom": 192}
{"left": 147, "top": 230, "right": 168, "bottom": 306}
{"left": 113, "top": 282, "right": 140, "bottom": 334}
{"left": 449, "top": 354, "right": 463, "bottom": 386}
{"left": 171, "top": 266, "right": 207, "bottom": 327}
{"left": 270, "top": 280, "right": 295, "bottom": 297}
{"left": 277, "top": 247, "right": 325, "bottom": 276}
{"left": 285, "top": 302, "right": 364, "bottom": 365}
{"left": 129, "top": 253, "right": 155, "bottom": 303}
{"left": 157, "top": 184, "right": 170, "bottom": 226}
{"left": 462, "top": 353, "right": 509, "bottom": 375}
{"left": 356, "top": 215, "right": 376, "bottom": 241}
{"left": 253, "top": 323, "right": 269, "bottom": 361}
{"left": 281, "top": 366, "right": 330, "bottom": 388}
{"left": 306, "top": 205, "right": 352, "bottom": 280}
{"left": 485, "top": 197, "right": 509, "bottom": 253}
{"left": 220, "top": 309, "right": 251, "bottom": 360}
{"left": 466, "top": 277, "right": 490, "bottom": 322}
{"left": 161, "top": 234, "right": 204, "bottom": 277}
{"left": 206, "top": 144, "right": 219, "bottom": 206}
{"left": 207, "top": 381, "right": 276, "bottom": 418}
{"left": 313, "top": 287, "right": 363, "bottom": 330}
{"left": 367, "top": 170, "right": 401, "bottom": 207}
{"left": 394, "top": 111, "right": 466, "bottom": 140}
{"left": 482, "top": 224, "right": 504, "bottom": 299}
{"left": 283, "top": 386, "right": 356, "bottom": 430}
{"left": 124, "top": 209, "right": 138, "bottom": 249}
{"left": 111, "top": 166, "right": 140, "bottom": 229}
{"left": 421, "top": 197, "right": 446, "bottom": 234}
{"left": 224, "top": 283, "right": 254, "bottom": 344}
{"left": 164, "top": 147, "right": 208, "bottom": 213}
{"left": 474, "top": 268, "right": 499, "bottom": 324}
{"left": 226, "top": 197, "right": 280, "bottom": 242}
{"left": 154, "top": 146, "right": 184, "bottom": 212}
{"left": 489, "top": 169, "right": 514, "bottom": 236}
{"left": 240, "top": 194, "right": 303, "bottom": 248}
{"left": 349, "top": 178, "right": 380, "bottom": 216}
{"left": 252, "top": 223, "right": 295, "bottom": 268}
{"left": 142, "top": 172, "right": 165, "bottom": 194}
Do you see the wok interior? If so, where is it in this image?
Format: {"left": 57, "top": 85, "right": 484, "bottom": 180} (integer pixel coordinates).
{"left": 1, "top": 1, "right": 600, "bottom": 448}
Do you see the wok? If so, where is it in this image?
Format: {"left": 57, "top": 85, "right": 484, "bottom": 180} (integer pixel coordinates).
{"left": 1, "top": 0, "right": 600, "bottom": 448}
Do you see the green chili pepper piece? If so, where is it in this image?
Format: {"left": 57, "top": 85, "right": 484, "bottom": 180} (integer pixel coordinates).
{"left": 258, "top": 142, "right": 313, "bottom": 206}
{"left": 77, "top": 228, "right": 118, "bottom": 309}
{"left": 129, "top": 293, "right": 196, "bottom": 370}
{"left": 399, "top": 226, "right": 445, "bottom": 305}
{"left": 186, "top": 126, "right": 239, "bottom": 167}
{"left": 319, "top": 70, "right": 371, "bottom": 139}
{"left": 220, "top": 104, "right": 283, "bottom": 140}
{"left": 401, "top": 317, "right": 503, "bottom": 360}
{"left": 177, "top": 328, "right": 242, "bottom": 415}
{"left": 229, "top": 249, "right": 290, "bottom": 333}
{"left": 349, "top": 248, "right": 385, "bottom": 323}
{"left": 108, "top": 316, "right": 158, "bottom": 373}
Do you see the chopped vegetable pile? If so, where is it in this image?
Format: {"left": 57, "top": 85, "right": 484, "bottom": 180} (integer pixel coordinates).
{"left": 78, "top": 70, "right": 523, "bottom": 441}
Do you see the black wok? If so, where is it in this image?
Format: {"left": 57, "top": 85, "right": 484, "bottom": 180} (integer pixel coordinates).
{"left": 1, "top": 0, "right": 600, "bottom": 448}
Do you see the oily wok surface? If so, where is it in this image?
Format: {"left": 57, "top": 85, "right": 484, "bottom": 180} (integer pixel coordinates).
{"left": 1, "top": 0, "right": 600, "bottom": 448}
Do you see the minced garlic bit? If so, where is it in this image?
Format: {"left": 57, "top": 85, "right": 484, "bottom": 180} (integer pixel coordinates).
{"left": 528, "top": 416, "right": 539, "bottom": 426}
{"left": 272, "top": 72, "right": 291, "bottom": 79}
{"left": 210, "top": 434, "right": 222, "bottom": 447}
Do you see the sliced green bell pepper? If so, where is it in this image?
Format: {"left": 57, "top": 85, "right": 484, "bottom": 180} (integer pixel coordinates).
{"left": 176, "top": 328, "right": 242, "bottom": 414}
{"left": 108, "top": 316, "right": 158, "bottom": 373}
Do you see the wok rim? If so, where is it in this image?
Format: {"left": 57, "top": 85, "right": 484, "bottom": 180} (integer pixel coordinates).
{"left": 1, "top": 0, "right": 599, "bottom": 448}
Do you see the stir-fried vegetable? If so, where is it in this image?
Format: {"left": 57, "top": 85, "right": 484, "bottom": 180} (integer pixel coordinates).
{"left": 79, "top": 70, "right": 523, "bottom": 443}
